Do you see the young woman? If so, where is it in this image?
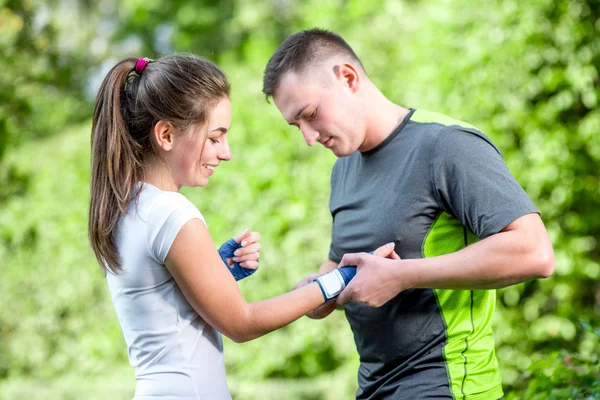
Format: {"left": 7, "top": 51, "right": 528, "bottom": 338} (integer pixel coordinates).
{"left": 88, "top": 54, "right": 395, "bottom": 399}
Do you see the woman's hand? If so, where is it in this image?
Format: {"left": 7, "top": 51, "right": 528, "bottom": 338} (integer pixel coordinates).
{"left": 218, "top": 229, "right": 261, "bottom": 281}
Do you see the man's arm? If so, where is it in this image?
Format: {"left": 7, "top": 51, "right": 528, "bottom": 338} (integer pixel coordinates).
{"left": 318, "top": 259, "right": 338, "bottom": 274}
{"left": 337, "top": 213, "right": 554, "bottom": 307}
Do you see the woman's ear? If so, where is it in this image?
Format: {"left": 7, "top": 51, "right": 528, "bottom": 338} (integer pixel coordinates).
{"left": 153, "top": 120, "right": 175, "bottom": 151}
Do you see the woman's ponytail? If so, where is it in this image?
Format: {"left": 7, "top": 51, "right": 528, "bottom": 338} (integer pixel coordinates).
{"left": 89, "top": 58, "right": 143, "bottom": 274}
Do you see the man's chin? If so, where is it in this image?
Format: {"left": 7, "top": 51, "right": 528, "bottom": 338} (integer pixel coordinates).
{"left": 331, "top": 146, "right": 353, "bottom": 158}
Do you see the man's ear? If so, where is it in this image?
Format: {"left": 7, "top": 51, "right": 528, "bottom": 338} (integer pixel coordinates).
{"left": 153, "top": 120, "right": 175, "bottom": 151}
{"left": 333, "top": 63, "right": 361, "bottom": 93}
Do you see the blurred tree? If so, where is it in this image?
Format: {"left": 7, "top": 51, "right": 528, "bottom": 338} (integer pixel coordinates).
{"left": 0, "top": 0, "right": 101, "bottom": 203}
{"left": 0, "top": 0, "right": 598, "bottom": 399}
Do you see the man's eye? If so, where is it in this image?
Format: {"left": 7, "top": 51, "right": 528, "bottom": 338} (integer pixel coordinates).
{"left": 308, "top": 110, "right": 317, "bottom": 119}
{"left": 209, "top": 138, "right": 220, "bottom": 144}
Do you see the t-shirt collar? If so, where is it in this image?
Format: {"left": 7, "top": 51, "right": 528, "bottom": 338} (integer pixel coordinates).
{"left": 361, "top": 108, "right": 415, "bottom": 158}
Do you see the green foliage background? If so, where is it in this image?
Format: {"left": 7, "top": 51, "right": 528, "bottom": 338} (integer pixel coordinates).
{"left": 0, "top": 0, "right": 598, "bottom": 399}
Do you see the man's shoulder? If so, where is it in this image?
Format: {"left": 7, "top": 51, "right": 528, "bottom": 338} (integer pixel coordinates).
{"left": 409, "top": 109, "right": 500, "bottom": 155}
{"left": 409, "top": 109, "right": 480, "bottom": 131}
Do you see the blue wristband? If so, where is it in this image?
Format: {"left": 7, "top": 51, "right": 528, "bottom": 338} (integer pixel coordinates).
{"left": 336, "top": 250, "right": 371, "bottom": 286}
{"left": 337, "top": 266, "right": 357, "bottom": 284}
{"left": 218, "top": 238, "right": 257, "bottom": 281}
{"left": 315, "top": 251, "right": 373, "bottom": 302}
{"left": 315, "top": 266, "right": 357, "bottom": 301}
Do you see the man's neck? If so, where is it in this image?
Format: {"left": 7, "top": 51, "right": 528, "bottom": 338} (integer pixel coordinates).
{"left": 359, "top": 89, "right": 410, "bottom": 153}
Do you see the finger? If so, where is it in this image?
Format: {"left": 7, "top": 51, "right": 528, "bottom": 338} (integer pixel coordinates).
{"left": 388, "top": 249, "right": 401, "bottom": 260}
{"left": 232, "top": 229, "right": 251, "bottom": 244}
{"left": 337, "top": 253, "right": 364, "bottom": 268}
{"left": 336, "top": 283, "right": 353, "bottom": 305}
{"left": 239, "top": 261, "right": 259, "bottom": 270}
{"left": 372, "top": 242, "right": 396, "bottom": 258}
{"left": 233, "top": 242, "right": 261, "bottom": 257}
{"left": 241, "top": 231, "right": 261, "bottom": 247}
{"left": 233, "top": 252, "right": 260, "bottom": 262}
{"left": 293, "top": 274, "right": 319, "bottom": 290}
{"left": 308, "top": 298, "right": 337, "bottom": 319}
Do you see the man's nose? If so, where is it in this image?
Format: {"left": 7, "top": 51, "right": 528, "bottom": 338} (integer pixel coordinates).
{"left": 300, "top": 123, "right": 319, "bottom": 146}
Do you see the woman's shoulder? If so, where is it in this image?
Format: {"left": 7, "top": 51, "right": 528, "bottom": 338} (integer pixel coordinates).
{"left": 125, "top": 183, "right": 204, "bottom": 224}
{"left": 151, "top": 185, "right": 201, "bottom": 216}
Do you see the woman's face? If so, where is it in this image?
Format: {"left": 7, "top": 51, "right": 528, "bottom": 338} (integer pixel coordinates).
{"left": 171, "top": 97, "right": 232, "bottom": 188}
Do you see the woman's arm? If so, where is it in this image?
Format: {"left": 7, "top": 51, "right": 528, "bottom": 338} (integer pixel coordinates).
{"left": 165, "top": 218, "right": 327, "bottom": 343}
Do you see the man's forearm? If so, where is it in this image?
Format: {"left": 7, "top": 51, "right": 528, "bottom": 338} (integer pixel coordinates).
{"left": 336, "top": 214, "right": 553, "bottom": 307}
{"left": 318, "top": 259, "right": 338, "bottom": 275}
{"left": 401, "top": 219, "right": 554, "bottom": 290}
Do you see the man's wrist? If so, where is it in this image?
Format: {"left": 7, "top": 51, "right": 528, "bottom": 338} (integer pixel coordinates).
{"left": 394, "top": 259, "right": 417, "bottom": 291}
{"left": 317, "top": 259, "right": 338, "bottom": 275}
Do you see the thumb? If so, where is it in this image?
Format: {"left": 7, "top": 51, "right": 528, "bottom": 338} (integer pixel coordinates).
{"left": 388, "top": 249, "right": 401, "bottom": 260}
{"left": 372, "top": 242, "right": 396, "bottom": 258}
{"left": 337, "top": 283, "right": 353, "bottom": 306}
{"left": 232, "top": 228, "right": 250, "bottom": 244}
{"left": 293, "top": 273, "right": 319, "bottom": 290}
{"left": 338, "top": 253, "right": 364, "bottom": 268}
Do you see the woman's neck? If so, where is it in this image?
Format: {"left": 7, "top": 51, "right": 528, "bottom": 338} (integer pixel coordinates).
{"left": 143, "top": 162, "right": 179, "bottom": 192}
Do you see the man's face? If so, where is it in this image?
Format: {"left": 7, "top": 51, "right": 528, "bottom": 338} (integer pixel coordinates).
{"left": 273, "top": 68, "right": 364, "bottom": 157}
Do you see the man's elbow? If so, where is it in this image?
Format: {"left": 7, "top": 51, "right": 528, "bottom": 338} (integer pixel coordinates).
{"left": 532, "top": 243, "right": 554, "bottom": 279}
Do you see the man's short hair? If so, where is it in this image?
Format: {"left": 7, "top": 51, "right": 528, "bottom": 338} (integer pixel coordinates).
{"left": 262, "top": 28, "right": 366, "bottom": 99}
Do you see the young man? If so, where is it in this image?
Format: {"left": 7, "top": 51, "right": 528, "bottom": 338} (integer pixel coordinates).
{"left": 263, "top": 29, "right": 554, "bottom": 400}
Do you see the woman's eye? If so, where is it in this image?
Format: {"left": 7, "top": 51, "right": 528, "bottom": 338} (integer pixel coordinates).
{"left": 209, "top": 138, "right": 220, "bottom": 144}
{"left": 308, "top": 110, "right": 317, "bottom": 119}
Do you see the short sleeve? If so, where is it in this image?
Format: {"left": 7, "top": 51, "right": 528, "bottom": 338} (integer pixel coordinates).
{"left": 432, "top": 127, "right": 538, "bottom": 239}
{"left": 328, "top": 244, "right": 341, "bottom": 263}
{"left": 147, "top": 192, "right": 206, "bottom": 263}
{"left": 328, "top": 161, "right": 342, "bottom": 262}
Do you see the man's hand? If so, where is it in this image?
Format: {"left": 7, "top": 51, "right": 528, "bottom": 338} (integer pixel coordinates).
{"left": 295, "top": 242, "right": 400, "bottom": 318}
{"left": 336, "top": 246, "right": 403, "bottom": 307}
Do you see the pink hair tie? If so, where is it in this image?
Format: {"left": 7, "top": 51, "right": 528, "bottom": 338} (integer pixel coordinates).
{"left": 135, "top": 57, "right": 152, "bottom": 74}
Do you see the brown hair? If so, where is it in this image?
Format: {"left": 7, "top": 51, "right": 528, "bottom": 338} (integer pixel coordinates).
{"left": 262, "top": 28, "right": 366, "bottom": 99}
{"left": 89, "top": 54, "right": 230, "bottom": 274}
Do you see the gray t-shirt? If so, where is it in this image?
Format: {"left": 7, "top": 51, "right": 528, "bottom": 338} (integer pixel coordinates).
{"left": 329, "top": 109, "right": 536, "bottom": 400}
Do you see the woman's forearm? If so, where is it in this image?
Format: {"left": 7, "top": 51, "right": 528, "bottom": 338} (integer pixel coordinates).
{"left": 229, "top": 282, "right": 324, "bottom": 343}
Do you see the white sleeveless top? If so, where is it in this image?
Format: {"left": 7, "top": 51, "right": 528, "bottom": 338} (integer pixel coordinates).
{"left": 106, "top": 182, "right": 231, "bottom": 399}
